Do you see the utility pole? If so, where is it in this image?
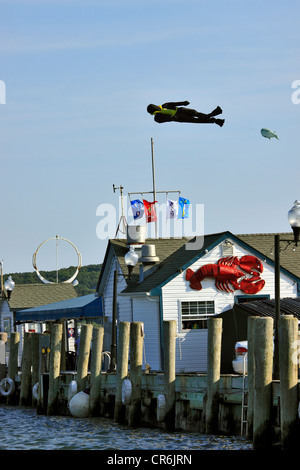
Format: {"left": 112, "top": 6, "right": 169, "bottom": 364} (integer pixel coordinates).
{"left": 109, "top": 269, "right": 118, "bottom": 371}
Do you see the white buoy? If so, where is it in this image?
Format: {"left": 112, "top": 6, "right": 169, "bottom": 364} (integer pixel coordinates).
{"left": 0, "top": 377, "right": 15, "bottom": 397}
{"left": 121, "top": 379, "right": 132, "bottom": 405}
{"left": 32, "top": 382, "right": 39, "bottom": 400}
{"left": 69, "top": 391, "right": 90, "bottom": 418}
{"left": 157, "top": 393, "right": 166, "bottom": 422}
{"left": 68, "top": 380, "right": 78, "bottom": 402}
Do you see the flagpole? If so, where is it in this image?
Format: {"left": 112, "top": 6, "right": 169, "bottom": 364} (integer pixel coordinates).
{"left": 128, "top": 139, "right": 181, "bottom": 237}
{"left": 151, "top": 138, "right": 158, "bottom": 238}
{"left": 56, "top": 234, "right": 59, "bottom": 283}
{"left": 113, "top": 184, "right": 127, "bottom": 238}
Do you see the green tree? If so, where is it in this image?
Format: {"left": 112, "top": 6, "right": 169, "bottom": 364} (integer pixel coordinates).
{"left": 3, "top": 264, "right": 102, "bottom": 297}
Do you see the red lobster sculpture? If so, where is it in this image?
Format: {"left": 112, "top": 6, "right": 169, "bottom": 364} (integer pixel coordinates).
{"left": 185, "top": 255, "right": 265, "bottom": 294}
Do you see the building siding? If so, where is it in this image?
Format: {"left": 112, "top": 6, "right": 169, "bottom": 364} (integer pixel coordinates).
{"left": 132, "top": 297, "right": 161, "bottom": 371}
{"left": 161, "top": 238, "right": 297, "bottom": 372}
{"left": 102, "top": 256, "right": 131, "bottom": 351}
{"left": 100, "top": 237, "right": 299, "bottom": 374}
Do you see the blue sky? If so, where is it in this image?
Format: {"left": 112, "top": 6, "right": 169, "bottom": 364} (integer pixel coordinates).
{"left": 1, "top": 0, "right": 300, "bottom": 275}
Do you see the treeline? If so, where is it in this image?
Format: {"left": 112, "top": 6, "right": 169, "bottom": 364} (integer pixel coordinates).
{"left": 3, "top": 264, "right": 102, "bottom": 297}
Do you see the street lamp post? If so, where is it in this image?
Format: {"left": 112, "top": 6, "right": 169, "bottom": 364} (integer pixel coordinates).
{"left": 109, "top": 247, "right": 139, "bottom": 371}
{"left": 273, "top": 200, "right": 300, "bottom": 378}
{"left": 110, "top": 270, "right": 118, "bottom": 372}
{"left": 0, "top": 274, "right": 15, "bottom": 333}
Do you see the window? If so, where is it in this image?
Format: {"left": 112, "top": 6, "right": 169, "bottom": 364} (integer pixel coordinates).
{"left": 3, "top": 318, "right": 11, "bottom": 336}
{"left": 181, "top": 301, "right": 215, "bottom": 330}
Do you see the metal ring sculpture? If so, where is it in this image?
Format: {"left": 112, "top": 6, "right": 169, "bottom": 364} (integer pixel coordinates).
{"left": 32, "top": 236, "right": 82, "bottom": 284}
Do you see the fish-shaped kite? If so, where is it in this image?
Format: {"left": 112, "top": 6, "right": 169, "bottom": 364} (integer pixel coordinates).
{"left": 261, "top": 128, "right": 279, "bottom": 140}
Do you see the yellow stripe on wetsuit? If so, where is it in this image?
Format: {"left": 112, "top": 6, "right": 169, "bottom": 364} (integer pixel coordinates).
{"left": 153, "top": 105, "right": 177, "bottom": 117}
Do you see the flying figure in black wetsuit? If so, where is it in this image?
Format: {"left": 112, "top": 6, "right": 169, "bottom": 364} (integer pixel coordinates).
{"left": 147, "top": 101, "right": 225, "bottom": 127}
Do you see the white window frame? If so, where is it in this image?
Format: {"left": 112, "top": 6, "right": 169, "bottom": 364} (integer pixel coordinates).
{"left": 179, "top": 300, "right": 215, "bottom": 331}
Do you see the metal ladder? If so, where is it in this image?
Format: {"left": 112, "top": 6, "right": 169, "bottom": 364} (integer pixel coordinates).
{"left": 240, "top": 353, "right": 248, "bottom": 436}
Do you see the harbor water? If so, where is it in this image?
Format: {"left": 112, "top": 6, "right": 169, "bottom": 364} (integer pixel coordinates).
{"left": 0, "top": 405, "right": 252, "bottom": 451}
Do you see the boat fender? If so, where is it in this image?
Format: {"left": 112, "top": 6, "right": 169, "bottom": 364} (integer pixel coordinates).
{"left": 156, "top": 393, "right": 166, "bottom": 422}
{"left": 32, "top": 382, "right": 39, "bottom": 400}
{"left": 68, "top": 380, "right": 78, "bottom": 402}
{"left": 69, "top": 391, "right": 90, "bottom": 418}
{"left": 0, "top": 377, "right": 15, "bottom": 397}
{"left": 121, "top": 378, "right": 132, "bottom": 405}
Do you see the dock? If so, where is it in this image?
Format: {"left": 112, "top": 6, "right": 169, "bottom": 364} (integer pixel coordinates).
{"left": 0, "top": 316, "right": 299, "bottom": 450}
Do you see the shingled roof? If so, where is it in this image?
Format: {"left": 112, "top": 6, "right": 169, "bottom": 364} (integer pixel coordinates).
{"left": 8, "top": 283, "right": 78, "bottom": 311}
{"left": 97, "top": 231, "right": 300, "bottom": 296}
{"left": 234, "top": 297, "right": 300, "bottom": 321}
{"left": 236, "top": 232, "right": 300, "bottom": 277}
{"left": 121, "top": 232, "right": 229, "bottom": 294}
{"left": 97, "top": 236, "right": 191, "bottom": 294}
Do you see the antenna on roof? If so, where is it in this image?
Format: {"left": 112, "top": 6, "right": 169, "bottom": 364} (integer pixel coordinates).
{"left": 0, "top": 260, "right": 3, "bottom": 295}
{"left": 113, "top": 184, "right": 127, "bottom": 238}
{"left": 151, "top": 138, "right": 158, "bottom": 238}
{"left": 32, "top": 236, "right": 82, "bottom": 284}
{"left": 127, "top": 138, "right": 181, "bottom": 239}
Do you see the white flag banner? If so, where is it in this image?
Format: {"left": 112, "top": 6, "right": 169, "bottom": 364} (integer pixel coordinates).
{"left": 166, "top": 199, "right": 178, "bottom": 219}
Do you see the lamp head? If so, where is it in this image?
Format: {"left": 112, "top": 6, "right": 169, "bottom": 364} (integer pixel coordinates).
{"left": 288, "top": 200, "right": 300, "bottom": 245}
{"left": 124, "top": 246, "right": 138, "bottom": 279}
{"left": 4, "top": 275, "right": 15, "bottom": 300}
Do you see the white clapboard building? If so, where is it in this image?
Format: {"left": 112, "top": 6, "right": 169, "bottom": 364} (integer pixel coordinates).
{"left": 96, "top": 228, "right": 300, "bottom": 372}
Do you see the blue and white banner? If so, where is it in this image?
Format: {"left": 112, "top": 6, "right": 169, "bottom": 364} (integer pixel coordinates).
{"left": 178, "top": 197, "right": 190, "bottom": 219}
{"left": 130, "top": 199, "right": 144, "bottom": 220}
{"left": 166, "top": 199, "right": 178, "bottom": 219}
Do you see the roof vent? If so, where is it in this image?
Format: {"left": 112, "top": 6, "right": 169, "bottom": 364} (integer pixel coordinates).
{"left": 127, "top": 225, "right": 146, "bottom": 246}
{"left": 222, "top": 239, "right": 234, "bottom": 257}
{"left": 140, "top": 244, "right": 160, "bottom": 263}
{"left": 139, "top": 244, "right": 160, "bottom": 282}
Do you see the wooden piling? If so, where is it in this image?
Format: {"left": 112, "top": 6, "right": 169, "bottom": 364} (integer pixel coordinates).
{"left": 0, "top": 332, "right": 7, "bottom": 343}
{"left": 47, "top": 323, "right": 63, "bottom": 415}
{"left": 205, "top": 317, "right": 222, "bottom": 434}
{"left": 37, "top": 333, "right": 50, "bottom": 415}
{"left": 60, "top": 320, "right": 67, "bottom": 372}
{"left": 19, "top": 332, "right": 32, "bottom": 406}
{"left": 163, "top": 320, "right": 176, "bottom": 431}
{"left": 253, "top": 317, "right": 273, "bottom": 449}
{"left": 279, "top": 315, "right": 299, "bottom": 449}
{"left": 76, "top": 324, "right": 93, "bottom": 392}
{"left": 31, "top": 333, "right": 40, "bottom": 406}
{"left": 89, "top": 326, "right": 104, "bottom": 416}
{"left": 7, "top": 332, "right": 19, "bottom": 381}
{"left": 128, "top": 322, "right": 144, "bottom": 427}
{"left": 114, "top": 321, "right": 130, "bottom": 423}
{"left": 247, "top": 315, "right": 259, "bottom": 439}
{"left": 7, "top": 332, "right": 20, "bottom": 405}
